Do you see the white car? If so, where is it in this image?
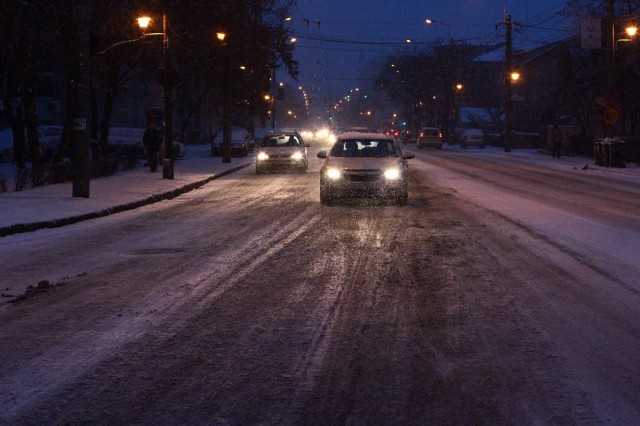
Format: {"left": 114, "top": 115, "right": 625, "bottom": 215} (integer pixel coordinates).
{"left": 457, "top": 128, "right": 486, "bottom": 148}
{"left": 211, "top": 127, "right": 252, "bottom": 157}
{"left": 255, "top": 131, "right": 308, "bottom": 173}
{"left": 317, "top": 131, "right": 414, "bottom": 205}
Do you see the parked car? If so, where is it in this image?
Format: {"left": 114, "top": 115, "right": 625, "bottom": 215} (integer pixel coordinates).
{"left": 108, "top": 127, "right": 185, "bottom": 159}
{"left": 211, "top": 127, "right": 252, "bottom": 157}
{"left": 457, "top": 128, "right": 486, "bottom": 148}
{"left": 255, "top": 131, "right": 309, "bottom": 173}
{"left": 1, "top": 125, "right": 65, "bottom": 163}
{"left": 0, "top": 129, "right": 14, "bottom": 163}
{"left": 317, "top": 131, "right": 415, "bottom": 205}
{"left": 37, "top": 125, "right": 64, "bottom": 161}
{"left": 416, "top": 127, "right": 443, "bottom": 149}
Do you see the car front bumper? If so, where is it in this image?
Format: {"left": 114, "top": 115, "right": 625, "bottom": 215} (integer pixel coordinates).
{"left": 320, "top": 173, "right": 407, "bottom": 198}
{"left": 256, "top": 157, "right": 307, "bottom": 169}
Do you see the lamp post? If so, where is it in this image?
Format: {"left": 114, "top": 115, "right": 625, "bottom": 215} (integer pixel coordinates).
{"left": 138, "top": 11, "right": 175, "bottom": 178}
{"left": 502, "top": 14, "right": 514, "bottom": 153}
{"left": 425, "top": 18, "right": 452, "bottom": 45}
{"left": 217, "top": 31, "right": 232, "bottom": 163}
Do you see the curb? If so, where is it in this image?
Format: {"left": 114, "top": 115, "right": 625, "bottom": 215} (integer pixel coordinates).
{"left": 0, "top": 163, "right": 252, "bottom": 238}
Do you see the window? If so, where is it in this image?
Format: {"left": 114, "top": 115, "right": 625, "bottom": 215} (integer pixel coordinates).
{"left": 331, "top": 139, "right": 397, "bottom": 157}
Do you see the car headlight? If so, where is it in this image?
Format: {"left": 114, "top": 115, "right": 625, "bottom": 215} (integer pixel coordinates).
{"left": 325, "top": 167, "right": 342, "bottom": 180}
{"left": 291, "top": 151, "right": 304, "bottom": 161}
{"left": 384, "top": 168, "right": 401, "bottom": 180}
{"left": 257, "top": 152, "right": 269, "bottom": 161}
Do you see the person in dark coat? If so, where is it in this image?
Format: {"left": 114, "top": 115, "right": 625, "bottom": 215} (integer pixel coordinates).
{"left": 143, "top": 121, "right": 161, "bottom": 171}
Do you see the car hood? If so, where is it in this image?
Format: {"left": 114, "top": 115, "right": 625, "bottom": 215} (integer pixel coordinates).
{"left": 325, "top": 156, "right": 402, "bottom": 170}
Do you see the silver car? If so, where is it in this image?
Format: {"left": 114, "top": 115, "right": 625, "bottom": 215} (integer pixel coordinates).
{"left": 317, "top": 132, "right": 414, "bottom": 205}
{"left": 255, "top": 131, "right": 309, "bottom": 173}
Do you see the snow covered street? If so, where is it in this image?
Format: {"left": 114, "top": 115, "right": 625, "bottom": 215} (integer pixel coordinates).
{"left": 1, "top": 142, "right": 639, "bottom": 424}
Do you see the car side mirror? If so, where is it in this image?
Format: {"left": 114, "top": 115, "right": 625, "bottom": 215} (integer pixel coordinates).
{"left": 317, "top": 151, "right": 327, "bottom": 159}
{"left": 403, "top": 152, "right": 415, "bottom": 160}
{"left": 305, "top": 143, "right": 311, "bottom": 148}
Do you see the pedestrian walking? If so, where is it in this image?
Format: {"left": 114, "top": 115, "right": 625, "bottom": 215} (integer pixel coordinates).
{"left": 143, "top": 120, "right": 160, "bottom": 172}
{"left": 551, "top": 125, "right": 562, "bottom": 159}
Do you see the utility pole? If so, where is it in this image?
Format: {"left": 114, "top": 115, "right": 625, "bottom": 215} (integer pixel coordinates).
{"left": 160, "top": 8, "right": 175, "bottom": 178}
{"left": 502, "top": 14, "right": 513, "bottom": 153}
{"left": 72, "top": 0, "right": 92, "bottom": 197}
{"left": 606, "top": 0, "right": 615, "bottom": 87}
{"left": 605, "top": 0, "right": 616, "bottom": 136}
{"left": 222, "top": 46, "right": 232, "bottom": 163}
{"left": 271, "top": 68, "right": 277, "bottom": 129}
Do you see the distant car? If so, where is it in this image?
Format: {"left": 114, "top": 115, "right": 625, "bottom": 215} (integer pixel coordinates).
{"left": 457, "top": 128, "right": 486, "bottom": 148}
{"left": 255, "top": 131, "right": 309, "bottom": 173}
{"left": 317, "top": 131, "right": 415, "bottom": 205}
{"left": 416, "top": 127, "right": 443, "bottom": 149}
{"left": 211, "top": 127, "right": 252, "bottom": 157}
{"left": 385, "top": 129, "right": 401, "bottom": 139}
{"left": 401, "top": 129, "right": 417, "bottom": 144}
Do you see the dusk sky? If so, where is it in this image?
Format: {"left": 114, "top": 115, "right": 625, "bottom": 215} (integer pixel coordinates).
{"left": 286, "top": 0, "right": 571, "bottom": 112}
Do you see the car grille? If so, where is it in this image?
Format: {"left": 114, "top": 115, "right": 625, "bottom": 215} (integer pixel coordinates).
{"left": 344, "top": 169, "right": 383, "bottom": 182}
{"left": 269, "top": 153, "right": 293, "bottom": 159}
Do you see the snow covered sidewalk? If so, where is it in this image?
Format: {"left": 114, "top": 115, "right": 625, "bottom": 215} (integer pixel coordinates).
{"left": 0, "top": 145, "right": 252, "bottom": 237}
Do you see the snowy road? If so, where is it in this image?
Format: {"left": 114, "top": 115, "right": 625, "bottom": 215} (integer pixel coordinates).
{"left": 1, "top": 144, "right": 639, "bottom": 424}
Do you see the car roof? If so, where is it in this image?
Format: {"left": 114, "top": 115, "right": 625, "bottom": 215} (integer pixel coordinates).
{"left": 338, "top": 131, "right": 394, "bottom": 140}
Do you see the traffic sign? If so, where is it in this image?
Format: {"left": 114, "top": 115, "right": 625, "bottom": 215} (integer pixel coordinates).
{"left": 603, "top": 108, "right": 619, "bottom": 125}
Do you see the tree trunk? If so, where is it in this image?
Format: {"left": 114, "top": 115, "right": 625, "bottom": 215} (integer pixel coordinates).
{"left": 2, "top": 98, "right": 27, "bottom": 169}
{"left": 98, "top": 87, "right": 115, "bottom": 157}
{"left": 22, "top": 72, "right": 44, "bottom": 186}
{"left": 54, "top": 78, "right": 79, "bottom": 165}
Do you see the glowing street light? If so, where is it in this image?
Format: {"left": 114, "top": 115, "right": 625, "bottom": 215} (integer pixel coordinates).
{"left": 137, "top": 16, "right": 151, "bottom": 30}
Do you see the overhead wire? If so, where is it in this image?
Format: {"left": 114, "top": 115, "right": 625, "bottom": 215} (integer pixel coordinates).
{"left": 291, "top": 3, "right": 571, "bottom": 107}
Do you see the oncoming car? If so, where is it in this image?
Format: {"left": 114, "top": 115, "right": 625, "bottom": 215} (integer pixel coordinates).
{"left": 317, "top": 132, "right": 415, "bottom": 205}
{"left": 255, "top": 131, "right": 309, "bottom": 173}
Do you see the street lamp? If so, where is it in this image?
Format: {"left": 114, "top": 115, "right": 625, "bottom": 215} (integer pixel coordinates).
{"left": 626, "top": 25, "right": 638, "bottom": 37}
{"left": 138, "top": 12, "right": 175, "bottom": 179}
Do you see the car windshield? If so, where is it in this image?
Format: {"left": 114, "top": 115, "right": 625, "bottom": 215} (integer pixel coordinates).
{"left": 261, "top": 135, "right": 301, "bottom": 147}
{"left": 330, "top": 139, "right": 397, "bottom": 157}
